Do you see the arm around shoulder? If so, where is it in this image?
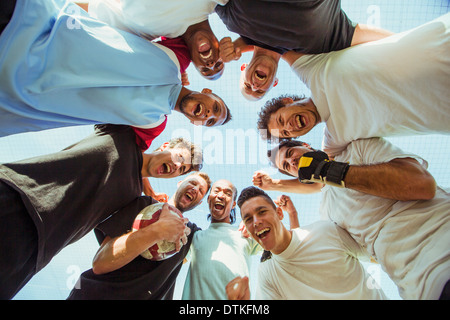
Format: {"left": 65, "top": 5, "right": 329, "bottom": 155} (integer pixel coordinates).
{"left": 282, "top": 50, "right": 305, "bottom": 66}
{"left": 252, "top": 170, "right": 323, "bottom": 194}
{"left": 351, "top": 23, "right": 394, "bottom": 46}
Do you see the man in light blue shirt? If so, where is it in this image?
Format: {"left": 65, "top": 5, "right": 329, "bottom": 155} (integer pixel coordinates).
{"left": 182, "top": 179, "right": 262, "bottom": 300}
{"left": 0, "top": 0, "right": 231, "bottom": 137}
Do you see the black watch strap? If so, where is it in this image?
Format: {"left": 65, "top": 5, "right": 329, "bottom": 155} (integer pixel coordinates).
{"left": 325, "top": 161, "right": 349, "bottom": 187}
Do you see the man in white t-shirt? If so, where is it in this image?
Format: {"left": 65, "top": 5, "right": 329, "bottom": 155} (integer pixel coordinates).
{"left": 257, "top": 13, "right": 450, "bottom": 156}
{"left": 87, "top": 0, "right": 228, "bottom": 80}
{"left": 226, "top": 186, "right": 386, "bottom": 300}
{"left": 261, "top": 138, "right": 450, "bottom": 300}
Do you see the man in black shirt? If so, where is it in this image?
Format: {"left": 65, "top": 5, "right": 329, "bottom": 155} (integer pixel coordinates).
{"left": 67, "top": 172, "right": 211, "bottom": 300}
{"left": 0, "top": 124, "right": 203, "bottom": 299}
{"left": 215, "top": 0, "right": 392, "bottom": 100}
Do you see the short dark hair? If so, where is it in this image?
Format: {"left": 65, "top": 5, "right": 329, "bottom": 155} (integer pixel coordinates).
{"left": 267, "top": 139, "right": 308, "bottom": 177}
{"left": 257, "top": 94, "right": 305, "bottom": 141}
{"left": 237, "top": 186, "right": 276, "bottom": 211}
{"left": 186, "top": 171, "right": 212, "bottom": 193}
{"left": 157, "top": 137, "right": 204, "bottom": 173}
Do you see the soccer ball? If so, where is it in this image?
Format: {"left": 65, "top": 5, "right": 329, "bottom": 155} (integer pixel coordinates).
{"left": 132, "top": 202, "right": 182, "bottom": 261}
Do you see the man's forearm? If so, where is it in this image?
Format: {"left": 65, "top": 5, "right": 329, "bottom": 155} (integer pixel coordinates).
{"left": 234, "top": 37, "right": 254, "bottom": 53}
{"left": 269, "top": 178, "right": 323, "bottom": 194}
{"left": 344, "top": 158, "right": 436, "bottom": 201}
{"left": 288, "top": 210, "right": 300, "bottom": 229}
{"left": 351, "top": 23, "right": 394, "bottom": 46}
{"left": 92, "top": 226, "right": 162, "bottom": 275}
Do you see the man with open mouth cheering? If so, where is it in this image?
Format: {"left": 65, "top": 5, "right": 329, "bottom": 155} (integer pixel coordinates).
{"left": 181, "top": 179, "right": 262, "bottom": 300}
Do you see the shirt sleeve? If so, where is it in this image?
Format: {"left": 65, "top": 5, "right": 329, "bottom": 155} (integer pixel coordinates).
{"left": 255, "top": 264, "right": 283, "bottom": 299}
{"left": 89, "top": 0, "right": 134, "bottom": 34}
{"left": 348, "top": 138, "right": 428, "bottom": 170}
{"left": 132, "top": 116, "right": 168, "bottom": 151}
{"left": 326, "top": 7, "right": 357, "bottom": 51}
{"left": 94, "top": 196, "right": 157, "bottom": 244}
{"left": 261, "top": 0, "right": 356, "bottom": 52}
{"left": 240, "top": 35, "right": 286, "bottom": 54}
{"left": 157, "top": 37, "right": 192, "bottom": 74}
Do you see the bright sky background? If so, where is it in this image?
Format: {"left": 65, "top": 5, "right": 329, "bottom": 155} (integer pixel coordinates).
{"left": 1, "top": 0, "right": 449, "bottom": 300}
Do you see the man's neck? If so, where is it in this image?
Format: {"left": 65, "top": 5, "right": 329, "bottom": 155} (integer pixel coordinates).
{"left": 168, "top": 198, "right": 188, "bottom": 215}
{"left": 271, "top": 229, "right": 293, "bottom": 255}
{"left": 211, "top": 217, "right": 231, "bottom": 224}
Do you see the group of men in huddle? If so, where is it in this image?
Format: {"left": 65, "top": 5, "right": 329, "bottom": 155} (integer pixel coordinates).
{"left": 0, "top": 0, "right": 448, "bottom": 300}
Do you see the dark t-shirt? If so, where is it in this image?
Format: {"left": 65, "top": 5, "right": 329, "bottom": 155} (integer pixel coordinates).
{"left": 67, "top": 196, "right": 201, "bottom": 300}
{"left": 0, "top": 124, "right": 143, "bottom": 271}
{"left": 215, "top": 0, "right": 356, "bottom": 54}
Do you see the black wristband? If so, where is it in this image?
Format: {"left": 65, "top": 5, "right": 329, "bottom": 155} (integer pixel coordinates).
{"left": 325, "top": 161, "right": 349, "bottom": 187}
